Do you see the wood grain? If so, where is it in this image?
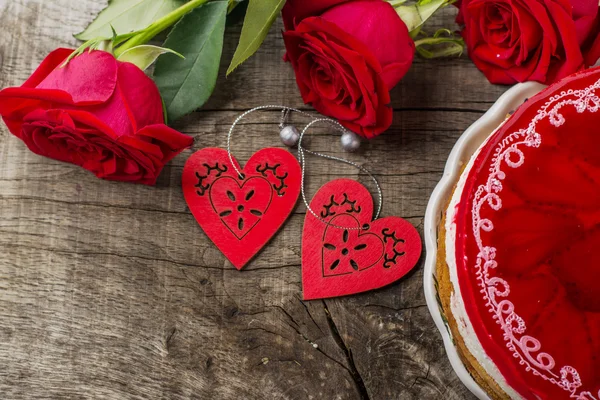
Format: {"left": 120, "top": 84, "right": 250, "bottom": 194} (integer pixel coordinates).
{"left": 0, "top": 0, "right": 506, "bottom": 398}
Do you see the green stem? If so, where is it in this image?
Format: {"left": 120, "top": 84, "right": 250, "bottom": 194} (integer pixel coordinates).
{"left": 413, "top": 38, "right": 431, "bottom": 47}
{"left": 114, "top": 0, "right": 210, "bottom": 57}
{"left": 413, "top": 36, "right": 464, "bottom": 48}
{"left": 414, "top": 35, "right": 465, "bottom": 59}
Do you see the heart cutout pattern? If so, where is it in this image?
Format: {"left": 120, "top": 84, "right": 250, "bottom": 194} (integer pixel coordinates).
{"left": 302, "top": 179, "right": 421, "bottom": 299}
{"left": 183, "top": 148, "right": 301, "bottom": 269}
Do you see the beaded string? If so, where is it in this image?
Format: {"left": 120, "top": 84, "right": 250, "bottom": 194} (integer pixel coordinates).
{"left": 226, "top": 106, "right": 383, "bottom": 230}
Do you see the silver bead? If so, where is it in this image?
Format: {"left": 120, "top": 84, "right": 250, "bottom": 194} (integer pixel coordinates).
{"left": 340, "top": 130, "right": 361, "bottom": 152}
{"left": 279, "top": 125, "right": 300, "bottom": 147}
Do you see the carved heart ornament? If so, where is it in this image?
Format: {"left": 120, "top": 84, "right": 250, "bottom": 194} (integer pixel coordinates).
{"left": 182, "top": 148, "right": 301, "bottom": 269}
{"left": 302, "top": 179, "right": 422, "bottom": 299}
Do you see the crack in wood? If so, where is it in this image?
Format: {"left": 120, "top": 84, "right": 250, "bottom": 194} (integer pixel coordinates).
{"left": 410, "top": 364, "right": 439, "bottom": 394}
{"left": 165, "top": 327, "right": 177, "bottom": 350}
{"left": 297, "top": 296, "right": 324, "bottom": 336}
{"left": 244, "top": 264, "right": 300, "bottom": 272}
{"left": 0, "top": 195, "right": 191, "bottom": 215}
{"left": 5, "top": 243, "right": 300, "bottom": 275}
{"left": 363, "top": 304, "right": 428, "bottom": 313}
{"left": 322, "top": 300, "right": 371, "bottom": 400}
{"left": 271, "top": 305, "right": 300, "bottom": 328}
{"left": 245, "top": 326, "right": 286, "bottom": 340}
{"left": 269, "top": 306, "right": 355, "bottom": 375}
{"left": 284, "top": 320, "right": 351, "bottom": 375}
{"left": 5, "top": 243, "right": 226, "bottom": 271}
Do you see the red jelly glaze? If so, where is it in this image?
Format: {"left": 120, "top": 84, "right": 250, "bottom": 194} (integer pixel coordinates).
{"left": 453, "top": 67, "right": 600, "bottom": 399}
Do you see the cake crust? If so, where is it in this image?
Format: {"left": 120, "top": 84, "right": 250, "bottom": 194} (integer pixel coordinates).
{"left": 436, "top": 195, "right": 509, "bottom": 400}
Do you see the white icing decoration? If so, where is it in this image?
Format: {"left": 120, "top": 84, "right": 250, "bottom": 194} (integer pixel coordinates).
{"left": 471, "top": 80, "right": 600, "bottom": 399}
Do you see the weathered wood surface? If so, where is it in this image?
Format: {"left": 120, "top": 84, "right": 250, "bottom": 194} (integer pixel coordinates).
{"left": 0, "top": 1, "right": 508, "bottom": 399}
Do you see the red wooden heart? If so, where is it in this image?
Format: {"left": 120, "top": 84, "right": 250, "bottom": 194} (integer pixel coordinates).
{"left": 302, "top": 179, "right": 422, "bottom": 299}
{"left": 182, "top": 148, "right": 301, "bottom": 269}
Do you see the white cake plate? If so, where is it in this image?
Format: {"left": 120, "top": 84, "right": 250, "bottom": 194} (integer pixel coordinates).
{"left": 423, "top": 81, "right": 546, "bottom": 400}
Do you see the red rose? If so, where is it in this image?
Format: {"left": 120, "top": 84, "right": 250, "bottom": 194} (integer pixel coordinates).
{"left": 282, "top": 0, "right": 349, "bottom": 30}
{"left": 458, "top": 0, "right": 600, "bottom": 84}
{"left": 283, "top": 0, "right": 414, "bottom": 138}
{"left": 0, "top": 49, "right": 193, "bottom": 185}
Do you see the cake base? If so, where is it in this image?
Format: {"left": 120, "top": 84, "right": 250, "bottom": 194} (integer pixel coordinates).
{"left": 436, "top": 204, "right": 509, "bottom": 400}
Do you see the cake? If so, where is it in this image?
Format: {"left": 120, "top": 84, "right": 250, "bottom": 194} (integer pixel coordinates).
{"left": 438, "top": 67, "right": 600, "bottom": 399}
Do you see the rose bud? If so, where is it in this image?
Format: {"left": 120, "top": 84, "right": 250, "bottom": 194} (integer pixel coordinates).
{"left": 283, "top": 0, "right": 415, "bottom": 138}
{"left": 457, "top": 0, "right": 600, "bottom": 84}
{"left": 0, "top": 49, "right": 193, "bottom": 185}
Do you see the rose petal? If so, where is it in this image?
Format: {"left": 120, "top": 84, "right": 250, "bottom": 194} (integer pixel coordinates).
{"left": 135, "top": 124, "right": 193, "bottom": 163}
{"left": 281, "top": 0, "right": 350, "bottom": 30}
{"left": 115, "top": 61, "right": 165, "bottom": 129}
{"left": 37, "top": 50, "right": 118, "bottom": 105}
{"left": 22, "top": 48, "right": 74, "bottom": 88}
{"left": 320, "top": 0, "right": 414, "bottom": 89}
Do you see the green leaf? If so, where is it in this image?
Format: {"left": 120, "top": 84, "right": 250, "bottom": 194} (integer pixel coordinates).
{"left": 153, "top": 1, "right": 227, "bottom": 122}
{"left": 227, "top": 0, "right": 245, "bottom": 14}
{"left": 117, "top": 44, "right": 183, "bottom": 70}
{"left": 395, "top": 0, "right": 452, "bottom": 38}
{"left": 387, "top": 0, "right": 409, "bottom": 5}
{"left": 226, "top": 0, "right": 285, "bottom": 75}
{"left": 75, "top": 0, "right": 187, "bottom": 41}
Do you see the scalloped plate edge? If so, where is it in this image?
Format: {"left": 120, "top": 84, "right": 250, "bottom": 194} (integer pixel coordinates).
{"left": 423, "top": 81, "right": 546, "bottom": 400}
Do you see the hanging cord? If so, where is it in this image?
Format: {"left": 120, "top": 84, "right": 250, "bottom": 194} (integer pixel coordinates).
{"left": 226, "top": 106, "right": 382, "bottom": 230}
{"left": 227, "top": 105, "right": 319, "bottom": 178}
{"left": 297, "top": 118, "right": 382, "bottom": 230}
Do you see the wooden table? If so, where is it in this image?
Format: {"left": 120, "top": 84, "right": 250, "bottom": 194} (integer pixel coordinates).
{"left": 0, "top": 1, "right": 508, "bottom": 398}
